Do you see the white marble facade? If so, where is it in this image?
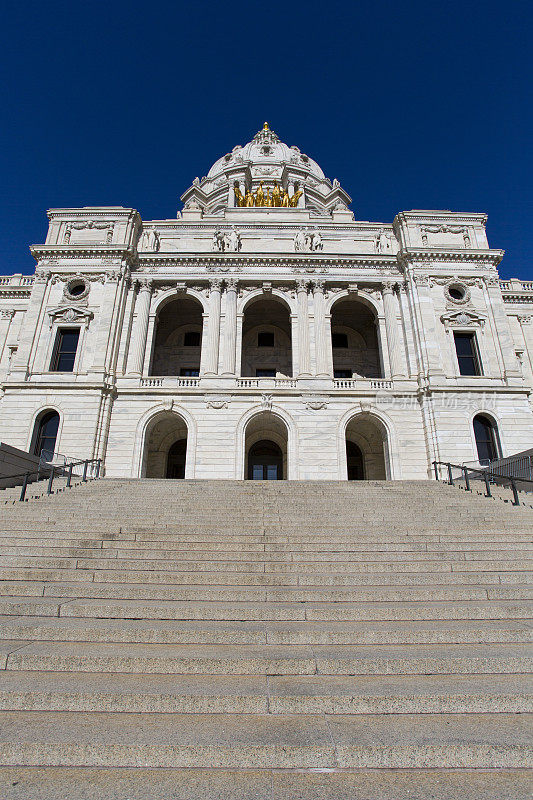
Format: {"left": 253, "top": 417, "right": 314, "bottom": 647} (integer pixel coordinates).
{"left": 0, "top": 123, "right": 532, "bottom": 480}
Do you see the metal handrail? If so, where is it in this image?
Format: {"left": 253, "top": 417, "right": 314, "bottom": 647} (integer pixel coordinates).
{"left": 1, "top": 458, "right": 103, "bottom": 502}
{"left": 432, "top": 460, "right": 533, "bottom": 506}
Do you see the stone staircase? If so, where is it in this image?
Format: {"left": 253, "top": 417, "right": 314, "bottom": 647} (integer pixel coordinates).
{"left": 0, "top": 478, "right": 531, "bottom": 799}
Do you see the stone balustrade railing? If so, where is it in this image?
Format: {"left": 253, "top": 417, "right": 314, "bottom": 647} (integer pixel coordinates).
{"left": 139, "top": 376, "right": 394, "bottom": 391}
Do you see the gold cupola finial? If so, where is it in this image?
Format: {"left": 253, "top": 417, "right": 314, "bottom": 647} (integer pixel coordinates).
{"left": 263, "top": 121, "right": 269, "bottom": 131}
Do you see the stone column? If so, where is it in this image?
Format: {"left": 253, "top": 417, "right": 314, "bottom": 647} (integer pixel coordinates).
{"left": 382, "top": 282, "right": 405, "bottom": 378}
{"left": 313, "top": 281, "right": 330, "bottom": 377}
{"left": 296, "top": 280, "right": 311, "bottom": 376}
{"left": 90, "top": 270, "right": 122, "bottom": 374}
{"left": 484, "top": 278, "right": 522, "bottom": 380}
{"left": 222, "top": 279, "right": 238, "bottom": 375}
{"left": 127, "top": 280, "right": 153, "bottom": 376}
{"left": 204, "top": 279, "right": 222, "bottom": 375}
{"left": 10, "top": 270, "right": 49, "bottom": 377}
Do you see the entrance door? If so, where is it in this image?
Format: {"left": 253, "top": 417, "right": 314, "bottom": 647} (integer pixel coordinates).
{"left": 248, "top": 440, "right": 283, "bottom": 480}
{"left": 166, "top": 439, "right": 187, "bottom": 479}
{"left": 346, "top": 440, "right": 365, "bottom": 480}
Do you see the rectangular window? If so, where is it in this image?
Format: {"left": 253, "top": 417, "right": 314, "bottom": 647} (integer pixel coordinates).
{"left": 183, "top": 331, "right": 201, "bottom": 347}
{"left": 50, "top": 328, "right": 80, "bottom": 372}
{"left": 257, "top": 332, "right": 275, "bottom": 347}
{"left": 454, "top": 332, "right": 482, "bottom": 376}
{"left": 256, "top": 368, "right": 276, "bottom": 378}
{"left": 334, "top": 369, "right": 353, "bottom": 379}
{"left": 180, "top": 368, "right": 199, "bottom": 377}
{"left": 332, "top": 333, "right": 349, "bottom": 348}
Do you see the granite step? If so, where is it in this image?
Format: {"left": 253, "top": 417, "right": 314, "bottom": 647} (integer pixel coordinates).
{"left": 4, "top": 641, "right": 532, "bottom": 676}
{"left": 0, "top": 672, "right": 531, "bottom": 714}
{"left": 3, "top": 616, "right": 530, "bottom": 645}
{"left": 2, "top": 567, "right": 529, "bottom": 587}
{"left": 0, "top": 711, "right": 530, "bottom": 768}
{"left": 2, "top": 766, "right": 531, "bottom": 800}
{"left": 2, "top": 595, "right": 531, "bottom": 621}
{"left": 1, "top": 582, "right": 530, "bottom": 604}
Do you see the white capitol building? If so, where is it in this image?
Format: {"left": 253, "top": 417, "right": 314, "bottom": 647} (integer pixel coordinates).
{"left": 1, "top": 122, "right": 532, "bottom": 480}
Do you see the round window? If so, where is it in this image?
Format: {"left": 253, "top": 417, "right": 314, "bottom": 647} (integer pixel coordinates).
{"left": 449, "top": 287, "right": 464, "bottom": 300}
{"left": 65, "top": 278, "right": 89, "bottom": 301}
{"left": 445, "top": 282, "right": 470, "bottom": 304}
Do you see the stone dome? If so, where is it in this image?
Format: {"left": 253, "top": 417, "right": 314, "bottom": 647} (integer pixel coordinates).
{"left": 206, "top": 123, "right": 327, "bottom": 183}
{"left": 181, "top": 123, "right": 351, "bottom": 216}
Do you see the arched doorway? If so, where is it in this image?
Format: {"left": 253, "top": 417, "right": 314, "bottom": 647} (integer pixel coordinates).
{"left": 143, "top": 412, "right": 189, "bottom": 478}
{"left": 248, "top": 440, "right": 283, "bottom": 480}
{"left": 330, "top": 298, "right": 382, "bottom": 379}
{"left": 150, "top": 296, "right": 203, "bottom": 376}
{"left": 241, "top": 296, "right": 292, "bottom": 378}
{"left": 244, "top": 411, "right": 288, "bottom": 480}
{"left": 166, "top": 439, "right": 187, "bottom": 479}
{"left": 346, "top": 440, "right": 365, "bottom": 480}
{"left": 473, "top": 414, "right": 500, "bottom": 465}
{"left": 32, "top": 411, "right": 60, "bottom": 459}
{"left": 345, "top": 414, "right": 389, "bottom": 479}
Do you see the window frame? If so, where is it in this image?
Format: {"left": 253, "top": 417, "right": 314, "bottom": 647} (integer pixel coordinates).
{"left": 183, "top": 330, "right": 201, "bottom": 348}
{"left": 332, "top": 332, "right": 349, "bottom": 349}
{"left": 472, "top": 414, "right": 501, "bottom": 464}
{"left": 453, "top": 331, "right": 483, "bottom": 377}
{"left": 49, "top": 326, "right": 81, "bottom": 373}
{"left": 334, "top": 369, "right": 353, "bottom": 379}
{"left": 257, "top": 331, "right": 275, "bottom": 348}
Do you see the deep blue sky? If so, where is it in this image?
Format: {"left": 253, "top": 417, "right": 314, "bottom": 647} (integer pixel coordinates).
{"left": 0, "top": 0, "right": 530, "bottom": 278}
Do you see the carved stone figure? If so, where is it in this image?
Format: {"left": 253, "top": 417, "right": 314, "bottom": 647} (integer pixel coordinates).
{"left": 311, "top": 229, "right": 323, "bottom": 251}
{"left": 212, "top": 230, "right": 225, "bottom": 252}
{"left": 294, "top": 229, "right": 307, "bottom": 252}
{"left": 376, "top": 229, "right": 390, "bottom": 253}
{"left": 225, "top": 227, "right": 241, "bottom": 252}
{"left": 139, "top": 229, "right": 160, "bottom": 252}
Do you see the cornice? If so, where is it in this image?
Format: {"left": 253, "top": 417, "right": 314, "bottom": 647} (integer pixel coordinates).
{"left": 136, "top": 253, "right": 402, "bottom": 271}
{"left": 46, "top": 208, "right": 138, "bottom": 220}
{"left": 502, "top": 294, "right": 533, "bottom": 304}
{"left": 30, "top": 245, "right": 136, "bottom": 264}
{"left": 398, "top": 247, "right": 504, "bottom": 265}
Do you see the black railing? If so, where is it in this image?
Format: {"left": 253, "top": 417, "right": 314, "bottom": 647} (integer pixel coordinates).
{"left": 432, "top": 460, "right": 533, "bottom": 506}
{"left": 0, "top": 458, "right": 102, "bottom": 502}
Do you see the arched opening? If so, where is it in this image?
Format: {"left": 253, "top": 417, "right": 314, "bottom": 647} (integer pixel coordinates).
{"left": 244, "top": 411, "right": 288, "bottom": 479}
{"left": 166, "top": 439, "right": 187, "bottom": 479}
{"left": 346, "top": 440, "right": 365, "bottom": 480}
{"left": 241, "top": 296, "right": 292, "bottom": 378}
{"left": 330, "top": 298, "right": 382, "bottom": 379}
{"left": 150, "top": 296, "right": 203, "bottom": 376}
{"left": 143, "top": 412, "right": 188, "bottom": 478}
{"left": 32, "top": 411, "right": 60, "bottom": 459}
{"left": 345, "top": 414, "right": 388, "bottom": 479}
{"left": 473, "top": 414, "right": 500, "bottom": 465}
{"left": 248, "top": 440, "right": 283, "bottom": 480}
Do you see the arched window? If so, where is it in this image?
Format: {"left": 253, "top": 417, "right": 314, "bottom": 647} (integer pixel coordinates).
{"left": 33, "top": 411, "right": 60, "bottom": 459}
{"left": 473, "top": 415, "right": 500, "bottom": 464}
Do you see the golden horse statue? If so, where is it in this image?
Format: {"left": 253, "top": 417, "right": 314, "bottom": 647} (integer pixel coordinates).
{"left": 239, "top": 181, "right": 303, "bottom": 208}
{"left": 233, "top": 185, "right": 245, "bottom": 207}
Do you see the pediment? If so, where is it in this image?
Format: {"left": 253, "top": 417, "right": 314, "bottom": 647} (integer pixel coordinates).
{"left": 440, "top": 309, "right": 487, "bottom": 329}
{"left": 48, "top": 305, "right": 94, "bottom": 329}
